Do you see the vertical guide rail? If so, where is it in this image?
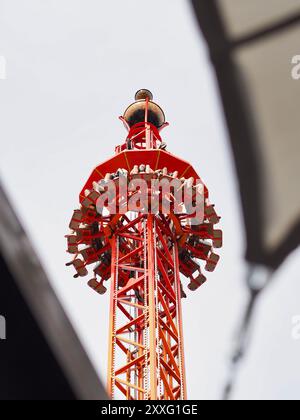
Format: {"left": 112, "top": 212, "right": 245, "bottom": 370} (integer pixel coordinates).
{"left": 107, "top": 235, "right": 118, "bottom": 398}
{"left": 143, "top": 217, "right": 150, "bottom": 399}
{"left": 147, "top": 214, "right": 158, "bottom": 400}
{"left": 174, "top": 242, "right": 187, "bottom": 400}
{"left": 154, "top": 218, "right": 162, "bottom": 399}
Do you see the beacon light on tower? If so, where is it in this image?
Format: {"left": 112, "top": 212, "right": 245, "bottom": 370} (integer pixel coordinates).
{"left": 65, "top": 90, "right": 222, "bottom": 400}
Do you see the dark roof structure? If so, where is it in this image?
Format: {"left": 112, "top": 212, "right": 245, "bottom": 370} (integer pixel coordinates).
{"left": 191, "top": 0, "right": 300, "bottom": 268}
{"left": 0, "top": 184, "right": 107, "bottom": 400}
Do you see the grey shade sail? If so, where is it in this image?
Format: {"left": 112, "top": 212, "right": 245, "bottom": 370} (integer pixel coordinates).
{"left": 0, "top": 183, "right": 107, "bottom": 400}
{"left": 191, "top": 0, "right": 300, "bottom": 268}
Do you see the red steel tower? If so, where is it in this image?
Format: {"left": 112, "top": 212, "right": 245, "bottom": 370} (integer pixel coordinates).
{"left": 66, "top": 90, "right": 222, "bottom": 400}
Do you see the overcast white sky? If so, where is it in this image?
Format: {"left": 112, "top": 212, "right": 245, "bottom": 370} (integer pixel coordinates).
{"left": 0, "top": 0, "right": 299, "bottom": 400}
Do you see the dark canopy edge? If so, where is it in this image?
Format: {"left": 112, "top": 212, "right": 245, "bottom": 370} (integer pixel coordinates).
{"left": 190, "top": 0, "right": 300, "bottom": 268}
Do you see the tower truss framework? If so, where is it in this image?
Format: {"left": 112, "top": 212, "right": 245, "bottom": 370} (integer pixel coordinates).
{"left": 107, "top": 213, "right": 186, "bottom": 400}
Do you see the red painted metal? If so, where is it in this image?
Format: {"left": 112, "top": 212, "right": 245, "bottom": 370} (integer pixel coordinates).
{"left": 66, "top": 92, "right": 222, "bottom": 400}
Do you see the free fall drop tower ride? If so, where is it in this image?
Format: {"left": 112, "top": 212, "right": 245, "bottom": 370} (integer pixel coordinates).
{"left": 66, "top": 90, "right": 222, "bottom": 400}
